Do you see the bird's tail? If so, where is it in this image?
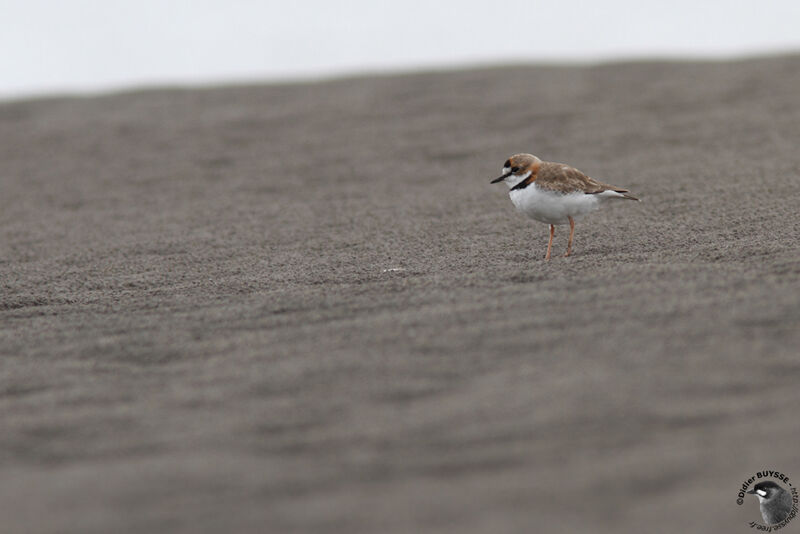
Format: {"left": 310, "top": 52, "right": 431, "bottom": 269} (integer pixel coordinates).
{"left": 597, "top": 189, "right": 640, "bottom": 201}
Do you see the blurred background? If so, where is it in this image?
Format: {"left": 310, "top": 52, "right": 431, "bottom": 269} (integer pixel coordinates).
{"left": 4, "top": 2, "right": 800, "bottom": 534}
{"left": 2, "top": 0, "right": 800, "bottom": 100}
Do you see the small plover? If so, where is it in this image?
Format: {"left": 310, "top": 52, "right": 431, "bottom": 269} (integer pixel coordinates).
{"left": 747, "top": 481, "right": 793, "bottom": 525}
{"left": 491, "top": 153, "right": 639, "bottom": 260}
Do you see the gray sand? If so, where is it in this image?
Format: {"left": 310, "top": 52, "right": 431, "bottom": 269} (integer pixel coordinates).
{"left": 2, "top": 56, "right": 800, "bottom": 533}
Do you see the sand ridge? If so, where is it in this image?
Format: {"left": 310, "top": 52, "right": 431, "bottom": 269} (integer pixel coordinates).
{"left": 2, "top": 56, "right": 800, "bottom": 533}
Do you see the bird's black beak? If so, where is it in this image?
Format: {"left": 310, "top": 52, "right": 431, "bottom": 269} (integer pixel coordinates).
{"left": 491, "top": 173, "right": 511, "bottom": 184}
{"left": 746, "top": 489, "right": 756, "bottom": 494}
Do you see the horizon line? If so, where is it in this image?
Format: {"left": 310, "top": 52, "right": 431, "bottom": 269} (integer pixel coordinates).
{"left": 2, "top": 48, "right": 799, "bottom": 104}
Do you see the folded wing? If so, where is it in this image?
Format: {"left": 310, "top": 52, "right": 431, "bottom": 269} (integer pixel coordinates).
{"left": 536, "top": 162, "right": 637, "bottom": 200}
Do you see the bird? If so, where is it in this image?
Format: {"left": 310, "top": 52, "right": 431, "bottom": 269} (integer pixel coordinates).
{"left": 747, "top": 481, "right": 793, "bottom": 525}
{"left": 490, "top": 153, "right": 639, "bottom": 260}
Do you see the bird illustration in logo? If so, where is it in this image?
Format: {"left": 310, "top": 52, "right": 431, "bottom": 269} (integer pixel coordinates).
{"left": 747, "top": 480, "right": 793, "bottom": 525}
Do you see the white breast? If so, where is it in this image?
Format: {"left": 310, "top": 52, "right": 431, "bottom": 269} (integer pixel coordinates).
{"left": 509, "top": 184, "right": 601, "bottom": 225}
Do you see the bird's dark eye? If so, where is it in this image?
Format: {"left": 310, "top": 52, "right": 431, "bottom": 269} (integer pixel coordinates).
{"left": 504, "top": 160, "right": 511, "bottom": 168}
{"left": 511, "top": 167, "right": 519, "bottom": 173}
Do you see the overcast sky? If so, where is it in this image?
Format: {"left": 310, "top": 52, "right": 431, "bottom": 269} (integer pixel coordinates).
{"left": 2, "top": 0, "right": 800, "bottom": 99}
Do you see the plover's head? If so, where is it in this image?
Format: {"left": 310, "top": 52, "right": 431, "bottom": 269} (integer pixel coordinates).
{"left": 747, "top": 481, "right": 784, "bottom": 503}
{"left": 491, "top": 153, "right": 542, "bottom": 188}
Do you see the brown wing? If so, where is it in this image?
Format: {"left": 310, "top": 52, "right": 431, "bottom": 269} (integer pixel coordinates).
{"left": 535, "top": 162, "right": 630, "bottom": 195}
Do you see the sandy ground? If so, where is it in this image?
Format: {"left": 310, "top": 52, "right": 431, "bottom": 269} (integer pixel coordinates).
{"left": 2, "top": 56, "right": 800, "bottom": 533}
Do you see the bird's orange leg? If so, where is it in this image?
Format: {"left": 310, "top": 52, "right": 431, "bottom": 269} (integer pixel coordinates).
{"left": 545, "top": 224, "right": 554, "bottom": 261}
{"left": 565, "top": 216, "right": 575, "bottom": 257}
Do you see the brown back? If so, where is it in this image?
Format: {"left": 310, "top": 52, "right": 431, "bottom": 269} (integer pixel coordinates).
{"left": 534, "top": 162, "right": 629, "bottom": 195}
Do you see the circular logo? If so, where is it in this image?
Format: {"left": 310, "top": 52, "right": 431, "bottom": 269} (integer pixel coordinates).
{"left": 736, "top": 470, "right": 798, "bottom": 529}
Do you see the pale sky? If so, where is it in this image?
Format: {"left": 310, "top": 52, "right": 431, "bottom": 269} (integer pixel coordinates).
{"left": 2, "top": 0, "right": 800, "bottom": 99}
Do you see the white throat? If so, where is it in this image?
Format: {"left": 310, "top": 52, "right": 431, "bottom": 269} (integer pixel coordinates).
{"left": 505, "top": 170, "right": 531, "bottom": 189}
